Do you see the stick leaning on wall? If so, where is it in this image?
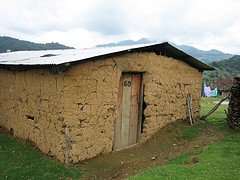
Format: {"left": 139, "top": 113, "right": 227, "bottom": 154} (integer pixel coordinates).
{"left": 187, "top": 93, "right": 195, "bottom": 125}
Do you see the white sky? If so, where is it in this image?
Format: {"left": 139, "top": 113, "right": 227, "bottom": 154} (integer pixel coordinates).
{"left": 0, "top": 0, "right": 239, "bottom": 54}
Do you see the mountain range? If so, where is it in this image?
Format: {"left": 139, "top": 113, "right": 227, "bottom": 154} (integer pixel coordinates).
{"left": 96, "top": 38, "right": 234, "bottom": 63}
{"left": 0, "top": 36, "right": 74, "bottom": 53}
{"left": 1, "top": 36, "right": 235, "bottom": 64}
{"left": 172, "top": 43, "right": 233, "bottom": 63}
{"left": 96, "top": 38, "right": 153, "bottom": 47}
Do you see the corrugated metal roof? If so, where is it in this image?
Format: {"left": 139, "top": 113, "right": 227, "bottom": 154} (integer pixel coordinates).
{"left": 0, "top": 43, "right": 156, "bottom": 65}
{"left": 0, "top": 42, "right": 214, "bottom": 70}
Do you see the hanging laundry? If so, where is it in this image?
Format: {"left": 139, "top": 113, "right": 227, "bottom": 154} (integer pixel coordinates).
{"left": 204, "top": 83, "right": 212, "bottom": 97}
{"left": 211, "top": 87, "right": 218, "bottom": 97}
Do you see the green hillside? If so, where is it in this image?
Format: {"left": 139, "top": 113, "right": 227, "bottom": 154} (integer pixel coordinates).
{"left": 0, "top": 36, "right": 74, "bottom": 53}
{"left": 203, "top": 55, "right": 240, "bottom": 83}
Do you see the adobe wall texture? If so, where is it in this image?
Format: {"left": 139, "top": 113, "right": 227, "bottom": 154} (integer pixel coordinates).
{"left": 0, "top": 52, "right": 202, "bottom": 163}
{"left": 0, "top": 69, "right": 66, "bottom": 161}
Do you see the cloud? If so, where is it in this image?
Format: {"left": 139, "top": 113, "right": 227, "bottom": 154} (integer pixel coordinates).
{"left": 81, "top": 0, "right": 129, "bottom": 35}
{"left": 0, "top": 0, "right": 239, "bottom": 53}
{"left": 0, "top": 0, "right": 92, "bottom": 34}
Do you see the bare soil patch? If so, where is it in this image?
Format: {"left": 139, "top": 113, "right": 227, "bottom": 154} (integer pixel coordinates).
{"left": 79, "top": 121, "right": 224, "bottom": 179}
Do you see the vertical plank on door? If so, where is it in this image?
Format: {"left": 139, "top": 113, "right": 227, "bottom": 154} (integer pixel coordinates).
{"left": 120, "top": 74, "right": 132, "bottom": 147}
{"left": 113, "top": 75, "right": 124, "bottom": 150}
{"left": 129, "top": 74, "right": 141, "bottom": 145}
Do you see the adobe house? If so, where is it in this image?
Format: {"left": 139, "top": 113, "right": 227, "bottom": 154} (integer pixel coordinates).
{"left": 0, "top": 42, "right": 214, "bottom": 163}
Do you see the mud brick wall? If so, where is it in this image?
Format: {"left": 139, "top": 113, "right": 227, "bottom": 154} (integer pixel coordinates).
{"left": 0, "top": 69, "right": 66, "bottom": 161}
{"left": 63, "top": 60, "right": 119, "bottom": 162}
{"left": 63, "top": 52, "right": 202, "bottom": 162}
{"left": 0, "top": 52, "right": 202, "bottom": 163}
{"left": 115, "top": 53, "right": 202, "bottom": 141}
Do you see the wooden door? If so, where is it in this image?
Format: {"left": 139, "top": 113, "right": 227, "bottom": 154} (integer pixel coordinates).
{"left": 114, "top": 73, "right": 143, "bottom": 150}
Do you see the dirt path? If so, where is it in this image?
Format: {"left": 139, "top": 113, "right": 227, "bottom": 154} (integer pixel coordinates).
{"left": 78, "top": 121, "right": 224, "bottom": 179}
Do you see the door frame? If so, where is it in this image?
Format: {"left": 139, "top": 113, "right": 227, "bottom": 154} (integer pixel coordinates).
{"left": 113, "top": 72, "right": 144, "bottom": 151}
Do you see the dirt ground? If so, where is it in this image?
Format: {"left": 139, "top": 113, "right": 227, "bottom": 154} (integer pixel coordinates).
{"left": 78, "top": 121, "right": 224, "bottom": 179}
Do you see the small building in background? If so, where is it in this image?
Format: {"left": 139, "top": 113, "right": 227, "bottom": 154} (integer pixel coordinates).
{"left": 211, "top": 78, "right": 233, "bottom": 97}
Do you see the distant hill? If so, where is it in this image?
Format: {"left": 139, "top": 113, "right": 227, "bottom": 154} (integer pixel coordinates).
{"left": 96, "top": 38, "right": 234, "bottom": 63}
{"left": 203, "top": 55, "right": 240, "bottom": 84}
{"left": 171, "top": 43, "right": 233, "bottom": 64}
{"left": 96, "top": 38, "right": 154, "bottom": 47}
{"left": 0, "top": 36, "right": 74, "bottom": 53}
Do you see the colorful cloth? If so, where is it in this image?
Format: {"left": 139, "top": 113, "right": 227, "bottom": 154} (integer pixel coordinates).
{"left": 204, "top": 85, "right": 212, "bottom": 97}
{"left": 211, "top": 87, "right": 218, "bottom": 97}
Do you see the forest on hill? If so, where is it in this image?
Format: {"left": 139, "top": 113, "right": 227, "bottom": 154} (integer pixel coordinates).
{"left": 203, "top": 55, "right": 240, "bottom": 84}
{"left": 0, "top": 36, "right": 74, "bottom": 53}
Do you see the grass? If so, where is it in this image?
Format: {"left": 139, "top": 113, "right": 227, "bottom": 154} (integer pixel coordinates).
{"left": 201, "top": 97, "right": 229, "bottom": 130}
{"left": 0, "top": 133, "right": 82, "bottom": 179}
{"left": 181, "top": 123, "right": 203, "bottom": 140}
{"left": 131, "top": 97, "right": 240, "bottom": 179}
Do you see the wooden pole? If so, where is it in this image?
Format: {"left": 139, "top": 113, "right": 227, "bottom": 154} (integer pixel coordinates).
{"left": 200, "top": 94, "right": 230, "bottom": 121}
{"left": 187, "top": 93, "right": 195, "bottom": 125}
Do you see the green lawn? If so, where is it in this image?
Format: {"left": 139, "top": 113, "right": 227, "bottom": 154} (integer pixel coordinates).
{"left": 131, "top": 97, "right": 240, "bottom": 179}
{"left": 0, "top": 133, "right": 82, "bottom": 179}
